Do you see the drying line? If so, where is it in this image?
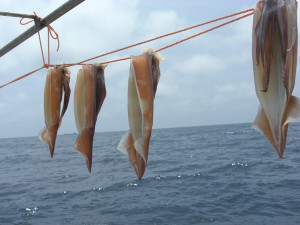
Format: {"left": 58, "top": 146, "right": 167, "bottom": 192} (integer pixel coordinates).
{"left": 0, "top": 8, "right": 254, "bottom": 89}
{"left": 100, "top": 12, "right": 254, "bottom": 65}
{"left": 156, "top": 12, "right": 254, "bottom": 53}
{"left": 0, "top": 66, "right": 45, "bottom": 89}
{"left": 67, "top": 8, "right": 253, "bottom": 66}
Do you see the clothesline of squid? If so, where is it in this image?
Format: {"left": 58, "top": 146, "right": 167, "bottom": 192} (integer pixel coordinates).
{"left": 0, "top": 8, "right": 253, "bottom": 89}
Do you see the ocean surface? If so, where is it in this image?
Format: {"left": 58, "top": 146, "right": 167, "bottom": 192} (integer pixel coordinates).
{"left": 0, "top": 123, "right": 299, "bottom": 225}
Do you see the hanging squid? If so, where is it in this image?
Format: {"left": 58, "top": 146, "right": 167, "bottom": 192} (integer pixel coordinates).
{"left": 39, "top": 66, "right": 71, "bottom": 158}
{"left": 74, "top": 64, "right": 106, "bottom": 173}
{"left": 118, "top": 48, "right": 162, "bottom": 180}
{"left": 252, "top": 0, "right": 300, "bottom": 157}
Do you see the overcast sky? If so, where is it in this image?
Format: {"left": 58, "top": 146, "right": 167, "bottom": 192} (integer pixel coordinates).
{"left": 0, "top": 0, "right": 299, "bottom": 138}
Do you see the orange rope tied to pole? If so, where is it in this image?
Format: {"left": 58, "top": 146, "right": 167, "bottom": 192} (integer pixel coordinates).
{"left": 19, "top": 12, "right": 60, "bottom": 68}
{"left": 0, "top": 12, "right": 61, "bottom": 88}
{"left": 19, "top": 12, "right": 60, "bottom": 52}
{"left": 32, "top": 12, "right": 60, "bottom": 53}
{"left": 0, "top": 8, "right": 254, "bottom": 89}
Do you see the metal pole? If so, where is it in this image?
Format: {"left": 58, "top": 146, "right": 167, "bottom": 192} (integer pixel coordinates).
{"left": 0, "top": 11, "right": 36, "bottom": 19}
{"left": 0, "top": 0, "right": 85, "bottom": 57}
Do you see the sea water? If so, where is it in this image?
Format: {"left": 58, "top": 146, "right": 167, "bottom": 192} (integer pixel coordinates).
{"left": 0, "top": 123, "right": 299, "bottom": 225}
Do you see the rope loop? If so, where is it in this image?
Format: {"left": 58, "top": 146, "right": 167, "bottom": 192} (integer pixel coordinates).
{"left": 19, "top": 17, "right": 34, "bottom": 25}
{"left": 20, "top": 12, "right": 60, "bottom": 52}
{"left": 32, "top": 12, "right": 60, "bottom": 52}
{"left": 47, "top": 24, "right": 60, "bottom": 51}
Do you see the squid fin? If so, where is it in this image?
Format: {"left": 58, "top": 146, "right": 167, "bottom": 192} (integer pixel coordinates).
{"left": 38, "top": 127, "right": 48, "bottom": 145}
{"left": 75, "top": 128, "right": 94, "bottom": 173}
{"left": 117, "top": 131, "right": 146, "bottom": 180}
{"left": 253, "top": 96, "right": 300, "bottom": 157}
{"left": 38, "top": 125, "right": 58, "bottom": 158}
{"left": 252, "top": 106, "right": 278, "bottom": 152}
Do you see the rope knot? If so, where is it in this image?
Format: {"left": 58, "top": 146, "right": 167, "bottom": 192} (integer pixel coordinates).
{"left": 19, "top": 12, "right": 60, "bottom": 69}
{"left": 20, "top": 12, "right": 60, "bottom": 52}
{"left": 43, "top": 64, "right": 50, "bottom": 69}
